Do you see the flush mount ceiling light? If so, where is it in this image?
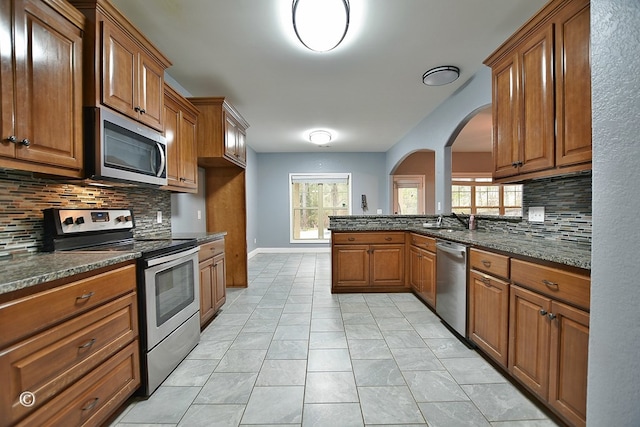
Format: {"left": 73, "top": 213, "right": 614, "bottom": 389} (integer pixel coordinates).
{"left": 292, "top": 0, "right": 350, "bottom": 52}
{"left": 309, "top": 130, "right": 332, "bottom": 145}
{"left": 422, "top": 66, "right": 460, "bottom": 86}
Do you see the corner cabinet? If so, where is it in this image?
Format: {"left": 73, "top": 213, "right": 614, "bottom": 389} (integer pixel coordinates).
{"left": 407, "top": 233, "right": 437, "bottom": 308}
{"left": 189, "top": 97, "right": 248, "bottom": 169}
{"left": 485, "top": 0, "right": 591, "bottom": 182}
{"left": 163, "top": 84, "right": 198, "bottom": 193}
{"left": 70, "top": 0, "right": 172, "bottom": 132}
{"left": 0, "top": 262, "right": 140, "bottom": 427}
{"left": 0, "top": 0, "right": 84, "bottom": 178}
{"left": 199, "top": 238, "right": 226, "bottom": 328}
{"left": 331, "top": 232, "right": 407, "bottom": 293}
{"left": 509, "top": 259, "right": 590, "bottom": 427}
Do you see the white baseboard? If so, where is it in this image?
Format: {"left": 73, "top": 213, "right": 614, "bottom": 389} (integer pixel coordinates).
{"left": 248, "top": 247, "right": 330, "bottom": 259}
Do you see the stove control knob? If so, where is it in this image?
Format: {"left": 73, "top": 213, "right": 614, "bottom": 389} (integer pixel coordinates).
{"left": 75, "top": 217, "right": 85, "bottom": 225}
{"left": 63, "top": 217, "right": 74, "bottom": 225}
{"left": 116, "top": 215, "right": 126, "bottom": 223}
{"left": 125, "top": 215, "right": 133, "bottom": 222}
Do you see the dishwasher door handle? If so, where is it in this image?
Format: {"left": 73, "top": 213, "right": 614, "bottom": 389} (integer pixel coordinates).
{"left": 436, "top": 242, "right": 466, "bottom": 256}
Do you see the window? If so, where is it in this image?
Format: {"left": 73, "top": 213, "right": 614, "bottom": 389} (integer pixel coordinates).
{"left": 393, "top": 175, "right": 425, "bottom": 214}
{"left": 452, "top": 177, "right": 522, "bottom": 216}
{"left": 290, "top": 173, "right": 351, "bottom": 242}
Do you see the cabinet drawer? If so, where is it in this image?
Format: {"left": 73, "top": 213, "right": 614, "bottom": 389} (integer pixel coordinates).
{"left": 511, "top": 259, "right": 590, "bottom": 310}
{"left": 199, "top": 239, "right": 225, "bottom": 262}
{"left": 408, "top": 233, "right": 436, "bottom": 253}
{"left": 470, "top": 248, "right": 509, "bottom": 279}
{"left": 0, "top": 293, "right": 138, "bottom": 426}
{"left": 0, "top": 264, "right": 136, "bottom": 348}
{"left": 332, "top": 232, "right": 405, "bottom": 245}
{"left": 16, "top": 341, "right": 140, "bottom": 427}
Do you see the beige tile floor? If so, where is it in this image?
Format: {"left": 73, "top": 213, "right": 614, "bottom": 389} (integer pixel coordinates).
{"left": 110, "top": 253, "right": 560, "bottom": 427}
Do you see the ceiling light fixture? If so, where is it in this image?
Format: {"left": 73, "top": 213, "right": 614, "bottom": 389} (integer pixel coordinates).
{"left": 292, "top": 0, "right": 350, "bottom": 52}
{"left": 309, "top": 130, "right": 332, "bottom": 145}
{"left": 422, "top": 66, "right": 460, "bottom": 86}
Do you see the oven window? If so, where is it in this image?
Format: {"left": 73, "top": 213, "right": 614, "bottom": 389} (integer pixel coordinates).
{"left": 155, "top": 259, "right": 195, "bottom": 325}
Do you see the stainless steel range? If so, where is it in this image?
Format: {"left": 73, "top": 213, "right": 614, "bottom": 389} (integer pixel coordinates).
{"left": 43, "top": 208, "right": 200, "bottom": 397}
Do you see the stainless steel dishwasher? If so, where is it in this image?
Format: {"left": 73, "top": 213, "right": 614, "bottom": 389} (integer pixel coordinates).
{"left": 436, "top": 240, "right": 468, "bottom": 338}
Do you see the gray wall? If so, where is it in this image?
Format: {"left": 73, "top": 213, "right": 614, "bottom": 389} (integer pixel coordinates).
{"left": 245, "top": 146, "right": 259, "bottom": 254}
{"left": 256, "top": 152, "right": 387, "bottom": 248}
{"left": 588, "top": 1, "right": 640, "bottom": 425}
{"left": 386, "top": 66, "right": 492, "bottom": 214}
{"left": 170, "top": 168, "right": 207, "bottom": 234}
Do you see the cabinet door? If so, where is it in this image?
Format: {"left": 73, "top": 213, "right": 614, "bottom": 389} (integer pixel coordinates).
{"left": 509, "top": 285, "right": 551, "bottom": 399}
{"left": 518, "top": 24, "right": 555, "bottom": 174}
{"left": 213, "top": 253, "right": 226, "bottom": 312}
{"left": 0, "top": 1, "right": 15, "bottom": 159}
{"left": 370, "top": 244, "right": 405, "bottom": 287}
{"left": 179, "top": 107, "right": 198, "bottom": 189}
{"left": 224, "top": 114, "right": 238, "bottom": 160}
{"left": 332, "top": 245, "right": 369, "bottom": 288}
{"left": 138, "top": 52, "right": 164, "bottom": 131}
{"left": 548, "top": 300, "right": 589, "bottom": 427}
{"left": 408, "top": 246, "right": 423, "bottom": 293}
{"left": 469, "top": 270, "right": 509, "bottom": 367}
{"left": 420, "top": 250, "right": 436, "bottom": 307}
{"left": 12, "top": 0, "right": 83, "bottom": 170}
{"left": 492, "top": 53, "right": 520, "bottom": 179}
{"left": 236, "top": 126, "right": 246, "bottom": 165}
{"left": 199, "top": 258, "right": 215, "bottom": 327}
{"left": 555, "top": 0, "right": 591, "bottom": 167}
{"left": 102, "top": 19, "right": 138, "bottom": 118}
{"left": 163, "top": 96, "right": 181, "bottom": 188}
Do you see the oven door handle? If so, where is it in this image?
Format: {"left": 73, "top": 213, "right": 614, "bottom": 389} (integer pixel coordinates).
{"left": 146, "top": 246, "right": 199, "bottom": 267}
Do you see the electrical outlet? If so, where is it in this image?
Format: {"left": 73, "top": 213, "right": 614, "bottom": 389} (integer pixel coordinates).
{"left": 254, "top": 238, "right": 257, "bottom": 244}
{"left": 156, "top": 211, "right": 162, "bottom": 224}
{"left": 197, "top": 210, "right": 202, "bottom": 220}
{"left": 528, "top": 206, "right": 545, "bottom": 223}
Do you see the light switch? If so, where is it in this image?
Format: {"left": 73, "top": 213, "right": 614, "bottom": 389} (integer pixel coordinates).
{"left": 528, "top": 207, "right": 545, "bottom": 223}
{"left": 156, "top": 211, "right": 162, "bottom": 223}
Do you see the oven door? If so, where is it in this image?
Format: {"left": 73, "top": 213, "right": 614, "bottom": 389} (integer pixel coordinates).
{"left": 144, "top": 246, "right": 200, "bottom": 350}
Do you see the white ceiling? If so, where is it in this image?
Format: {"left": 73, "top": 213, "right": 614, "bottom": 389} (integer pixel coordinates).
{"left": 111, "top": 0, "right": 546, "bottom": 153}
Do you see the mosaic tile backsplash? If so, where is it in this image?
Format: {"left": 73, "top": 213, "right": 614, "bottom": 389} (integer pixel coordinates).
{"left": 330, "top": 173, "right": 592, "bottom": 244}
{"left": 0, "top": 169, "right": 171, "bottom": 255}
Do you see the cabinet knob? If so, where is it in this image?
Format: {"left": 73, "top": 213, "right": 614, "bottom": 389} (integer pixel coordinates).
{"left": 140, "top": 108, "right": 146, "bottom": 114}
{"left": 539, "top": 309, "right": 548, "bottom": 316}
{"left": 21, "top": 138, "right": 30, "bottom": 146}
{"left": 134, "top": 106, "right": 141, "bottom": 112}
{"left": 7, "top": 135, "right": 17, "bottom": 143}
{"left": 548, "top": 313, "right": 557, "bottom": 320}
{"left": 512, "top": 162, "right": 518, "bottom": 168}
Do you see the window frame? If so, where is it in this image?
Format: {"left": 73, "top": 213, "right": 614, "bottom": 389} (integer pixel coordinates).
{"left": 289, "top": 172, "right": 352, "bottom": 244}
{"left": 451, "top": 175, "right": 522, "bottom": 217}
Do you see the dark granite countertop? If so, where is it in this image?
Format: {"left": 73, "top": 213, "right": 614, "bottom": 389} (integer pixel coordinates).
{"left": 172, "top": 231, "right": 227, "bottom": 244}
{"left": 331, "top": 225, "right": 591, "bottom": 270}
{"left": 0, "top": 251, "right": 140, "bottom": 296}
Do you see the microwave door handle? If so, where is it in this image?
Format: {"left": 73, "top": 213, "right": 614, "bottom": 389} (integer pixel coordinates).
{"left": 156, "top": 142, "right": 166, "bottom": 177}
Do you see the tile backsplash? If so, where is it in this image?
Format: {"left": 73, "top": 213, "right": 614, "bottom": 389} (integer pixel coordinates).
{"left": 0, "top": 169, "right": 171, "bottom": 255}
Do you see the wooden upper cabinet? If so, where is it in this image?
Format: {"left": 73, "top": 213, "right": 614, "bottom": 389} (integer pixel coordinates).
{"left": 555, "top": 0, "right": 591, "bottom": 167}
{"left": 189, "top": 97, "right": 249, "bottom": 169}
{"left": 70, "top": 0, "right": 171, "bottom": 132}
{"left": 0, "top": 0, "right": 84, "bottom": 177}
{"left": 485, "top": 0, "right": 591, "bottom": 182}
{"left": 163, "top": 83, "right": 198, "bottom": 192}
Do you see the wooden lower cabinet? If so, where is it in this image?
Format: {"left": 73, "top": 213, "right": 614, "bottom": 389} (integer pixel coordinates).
{"left": 0, "top": 262, "right": 139, "bottom": 427}
{"left": 407, "top": 235, "right": 436, "bottom": 307}
{"left": 331, "top": 232, "right": 406, "bottom": 293}
{"left": 199, "top": 238, "right": 227, "bottom": 327}
{"left": 509, "top": 285, "right": 589, "bottom": 427}
{"left": 468, "top": 269, "right": 509, "bottom": 367}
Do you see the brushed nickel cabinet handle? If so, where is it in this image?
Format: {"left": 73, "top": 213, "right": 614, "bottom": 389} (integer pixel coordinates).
{"left": 542, "top": 279, "right": 558, "bottom": 288}
{"left": 81, "top": 397, "right": 99, "bottom": 411}
{"left": 76, "top": 291, "right": 94, "bottom": 301}
{"left": 78, "top": 338, "right": 96, "bottom": 349}
{"left": 385, "top": 237, "right": 392, "bottom": 241}
{"left": 347, "top": 237, "right": 355, "bottom": 241}
{"left": 481, "top": 260, "right": 492, "bottom": 267}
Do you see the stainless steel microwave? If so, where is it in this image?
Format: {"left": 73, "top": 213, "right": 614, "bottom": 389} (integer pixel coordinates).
{"left": 85, "top": 107, "right": 167, "bottom": 187}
